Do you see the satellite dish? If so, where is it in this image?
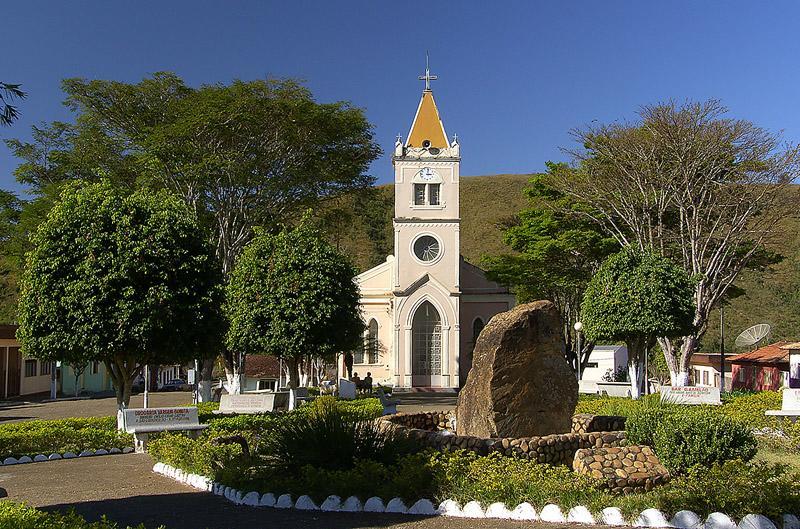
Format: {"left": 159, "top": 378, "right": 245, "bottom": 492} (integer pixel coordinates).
{"left": 734, "top": 324, "right": 772, "bottom": 349}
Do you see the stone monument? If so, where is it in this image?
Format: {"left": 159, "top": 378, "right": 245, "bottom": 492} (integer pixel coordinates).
{"left": 456, "top": 300, "right": 578, "bottom": 438}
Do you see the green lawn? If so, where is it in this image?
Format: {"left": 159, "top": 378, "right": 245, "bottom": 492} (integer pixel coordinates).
{"left": 755, "top": 446, "right": 800, "bottom": 473}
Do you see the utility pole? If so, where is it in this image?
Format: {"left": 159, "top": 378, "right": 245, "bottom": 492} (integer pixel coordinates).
{"left": 143, "top": 364, "right": 150, "bottom": 408}
{"left": 720, "top": 303, "right": 726, "bottom": 392}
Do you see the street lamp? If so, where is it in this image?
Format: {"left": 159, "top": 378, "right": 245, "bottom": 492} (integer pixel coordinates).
{"left": 574, "top": 321, "right": 584, "bottom": 382}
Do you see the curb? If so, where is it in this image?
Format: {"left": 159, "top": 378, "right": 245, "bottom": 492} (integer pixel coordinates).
{"left": 152, "top": 462, "right": 797, "bottom": 527}
{"left": 1, "top": 447, "right": 135, "bottom": 466}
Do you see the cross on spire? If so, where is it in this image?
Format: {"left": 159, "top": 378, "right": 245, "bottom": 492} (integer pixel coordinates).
{"left": 418, "top": 52, "right": 438, "bottom": 91}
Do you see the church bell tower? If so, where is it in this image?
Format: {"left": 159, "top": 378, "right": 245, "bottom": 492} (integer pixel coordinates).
{"left": 392, "top": 59, "right": 461, "bottom": 294}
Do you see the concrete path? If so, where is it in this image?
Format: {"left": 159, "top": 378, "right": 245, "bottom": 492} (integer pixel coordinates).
{"left": 0, "top": 391, "right": 457, "bottom": 423}
{"left": 0, "top": 454, "right": 584, "bottom": 529}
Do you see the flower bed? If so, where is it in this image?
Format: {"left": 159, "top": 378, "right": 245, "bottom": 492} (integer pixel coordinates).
{"left": 146, "top": 399, "right": 800, "bottom": 521}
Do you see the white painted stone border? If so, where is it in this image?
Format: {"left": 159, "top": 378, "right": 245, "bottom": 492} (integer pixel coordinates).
{"left": 1, "top": 447, "right": 134, "bottom": 466}
{"left": 153, "top": 462, "right": 796, "bottom": 527}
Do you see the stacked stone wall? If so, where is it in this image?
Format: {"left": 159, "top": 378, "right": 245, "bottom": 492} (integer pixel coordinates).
{"left": 571, "top": 413, "right": 626, "bottom": 434}
{"left": 379, "top": 412, "right": 626, "bottom": 467}
{"left": 573, "top": 445, "right": 670, "bottom": 493}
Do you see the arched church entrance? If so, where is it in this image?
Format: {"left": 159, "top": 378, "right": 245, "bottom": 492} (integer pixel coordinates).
{"left": 411, "top": 300, "right": 442, "bottom": 387}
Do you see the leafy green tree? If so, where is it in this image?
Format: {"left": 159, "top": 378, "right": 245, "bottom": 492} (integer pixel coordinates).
{"left": 484, "top": 163, "right": 619, "bottom": 373}
{"left": 4, "top": 73, "right": 380, "bottom": 396}
{"left": 17, "top": 182, "right": 223, "bottom": 415}
{"left": 581, "top": 247, "right": 695, "bottom": 398}
{"left": 226, "top": 217, "right": 363, "bottom": 388}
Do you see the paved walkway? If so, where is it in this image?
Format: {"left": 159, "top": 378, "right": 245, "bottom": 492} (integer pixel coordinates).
{"left": 0, "top": 391, "right": 457, "bottom": 423}
{"left": 0, "top": 454, "right": 582, "bottom": 529}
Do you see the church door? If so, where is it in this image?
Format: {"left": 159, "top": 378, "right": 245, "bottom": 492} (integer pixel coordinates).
{"left": 411, "top": 301, "right": 442, "bottom": 387}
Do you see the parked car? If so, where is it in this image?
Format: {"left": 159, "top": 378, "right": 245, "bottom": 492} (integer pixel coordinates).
{"left": 159, "top": 378, "right": 190, "bottom": 391}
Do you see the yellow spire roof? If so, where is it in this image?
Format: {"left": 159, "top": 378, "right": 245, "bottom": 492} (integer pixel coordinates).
{"left": 406, "top": 90, "right": 449, "bottom": 149}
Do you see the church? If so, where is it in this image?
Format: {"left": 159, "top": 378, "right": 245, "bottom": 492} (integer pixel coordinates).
{"left": 351, "top": 67, "right": 515, "bottom": 390}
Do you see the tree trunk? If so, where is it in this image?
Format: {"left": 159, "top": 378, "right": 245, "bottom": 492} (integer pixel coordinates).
{"left": 626, "top": 337, "right": 647, "bottom": 399}
{"left": 106, "top": 358, "right": 139, "bottom": 430}
{"left": 286, "top": 357, "right": 300, "bottom": 389}
{"left": 197, "top": 358, "right": 215, "bottom": 402}
{"left": 223, "top": 350, "right": 244, "bottom": 395}
{"left": 659, "top": 334, "right": 698, "bottom": 386}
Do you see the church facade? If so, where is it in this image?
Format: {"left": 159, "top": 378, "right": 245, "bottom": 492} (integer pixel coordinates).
{"left": 351, "top": 73, "right": 515, "bottom": 389}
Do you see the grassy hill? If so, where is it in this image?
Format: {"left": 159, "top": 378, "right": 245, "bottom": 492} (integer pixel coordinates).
{"left": 329, "top": 173, "right": 800, "bottom": 352}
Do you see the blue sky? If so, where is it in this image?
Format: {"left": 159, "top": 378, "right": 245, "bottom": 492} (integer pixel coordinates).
{"left": 2, "top": 1, "right": 800, "bottom": 192}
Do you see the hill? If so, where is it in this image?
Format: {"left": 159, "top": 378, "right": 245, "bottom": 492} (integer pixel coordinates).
{"left": 329, "top": 174, "right": 800, "bottom": 352}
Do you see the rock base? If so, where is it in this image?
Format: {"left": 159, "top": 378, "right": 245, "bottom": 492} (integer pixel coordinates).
{"left": 573, "top": 445, "right": 670, "bottom": 493}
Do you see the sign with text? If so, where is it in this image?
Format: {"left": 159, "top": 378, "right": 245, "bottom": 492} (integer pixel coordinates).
{"left": 782, "top": 388, "right": 800, "bottom": 411}
{"left": 123, "top": 407, "right": 198, "bottom": 432}
{"left": 660, "top": 385, "right": 721, "bottom": 405}
{"left": 218, "top": 393, "right": 275, "bottom": 413}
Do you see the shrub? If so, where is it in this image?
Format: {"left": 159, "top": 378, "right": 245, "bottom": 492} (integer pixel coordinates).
{"left": 0, "top": 502, "right": 152, "bottom": 529}
{"left": 428, "top": 450, "right": 614, "bottom": 510}
{"left": 653, "top": 409, "right": 757, "bottom": 473}
{"left": 652, "top": 460, "right": 800, "bottom": 520}
{"left": 263, "top": 396, "right": 417, "bottom": 470}
{"left": 625, "top": 398, "right": 680, "bottom": 446}
{"left": 0, "top": 417, "right": 132, "bottom": 458}
{"left": 192, "top": 401, "right": 220, "bottom": 421}
{"left": 147, "top": 433, "right": 243, "bottom": 477}
{"left": 720, "top": 390, "right": 783, "bottom": 430}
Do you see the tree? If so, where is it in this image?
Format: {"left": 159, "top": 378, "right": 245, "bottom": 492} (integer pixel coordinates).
{"left": 581, "top": 247, "right": 696, "bottom": 398}
{"left": 17, "top": 182, "right": 223, "bottom": 418}
{"left": 550, "top": 100, "right": 800, "bottom": 384}
{"left": 225, "top": 217, "right": 364, "bottom": 388}
{"left": 0, "top": 82, "right": 25, "bottom": 126}
{"left": 58, "top": 73, "right": 380, "bottom": 396}
{"left": 484, "top": 163, "right": 619, "bottom": 374}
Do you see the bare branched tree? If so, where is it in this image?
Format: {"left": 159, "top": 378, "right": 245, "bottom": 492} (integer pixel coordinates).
{"left": 551, "top": 100, "right": 800, "bottom": 385}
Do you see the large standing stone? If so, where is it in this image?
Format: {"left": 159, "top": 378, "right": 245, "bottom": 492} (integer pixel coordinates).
{"left": 456, "top": 300, "right": 577, "bottom": 438}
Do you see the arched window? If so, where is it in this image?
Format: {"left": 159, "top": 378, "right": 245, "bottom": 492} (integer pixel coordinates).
{"left": 472, "top": 318, "right": 485, "bottom": 348}
{"left": 412, "top": 301, "right": 442, "bottom": 384}
{"left": 366, "top": 319, "right": 379, "bottom": 364}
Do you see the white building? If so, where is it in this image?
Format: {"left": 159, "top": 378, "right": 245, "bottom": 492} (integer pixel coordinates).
{"left": 349, "top": 68, "right": 515, "bottom": 390}
{"left": 578, "top": 345, "right": 628, "bottom": 393}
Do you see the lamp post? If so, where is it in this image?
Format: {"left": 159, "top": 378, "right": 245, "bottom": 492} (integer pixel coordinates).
{"left": 574, "top": 321, "right": 584, "bottom": 382}
{"left": 143, "top": 364, "right": 150, "bottom": 408}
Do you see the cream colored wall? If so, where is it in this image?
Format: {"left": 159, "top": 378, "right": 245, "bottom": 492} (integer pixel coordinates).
{"left": 355, "top": 299, "right": 394, "bottom": 386}
{"left": 20, "top": 365, "right": 51, "bottom": 395}
{"left": 394, "top": 222, "right": 460, "bottom": 292}
{"left": 393, "top": 160, "right": 459, "bottom": 220}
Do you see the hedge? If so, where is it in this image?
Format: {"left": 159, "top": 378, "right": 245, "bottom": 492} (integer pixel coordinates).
{"left": 0, "top": 417, "right": 132, "bottom": 459}
{"left": 0, "top": 502, "right": 155, "bottom": 529}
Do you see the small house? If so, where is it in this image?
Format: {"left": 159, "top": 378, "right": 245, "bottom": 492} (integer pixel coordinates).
{"left": 578, "top": 345, "right": 628, "bottom": 393}
{"left": 729, "top": 341, "right": 790, "bottom": 391}
{"left": 689, "top": 353, "right": 732, "bottom": 390}
{"left": 242, "top": 355, "right": 281, "bottom": 392}
{"left": 0, "top": 325, "right": 53, "bottom": 398}
{"left": 782, "top": 342, "right": 800, "bottom": 389}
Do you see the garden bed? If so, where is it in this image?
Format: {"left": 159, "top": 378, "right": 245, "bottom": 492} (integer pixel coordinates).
{"left": 145, "top": 395, "right": 800, "bottom": 521}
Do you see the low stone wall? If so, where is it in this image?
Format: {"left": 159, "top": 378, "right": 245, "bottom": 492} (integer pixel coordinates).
{"left": 573, "top": 445, "right": 670, "bottom": 494}
{"left": 379, "top": 412, "right": 626, "bottom": 467}
{"left": 383, "top": 411, "right": 454, "bottom": 431}
{"left": 571, "top": 414, "right": 626, "bottom": 434}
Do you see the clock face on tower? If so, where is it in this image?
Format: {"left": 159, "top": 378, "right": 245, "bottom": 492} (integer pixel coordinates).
{"left": 417, "top": 167, "right": 438, "bottom": 181}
